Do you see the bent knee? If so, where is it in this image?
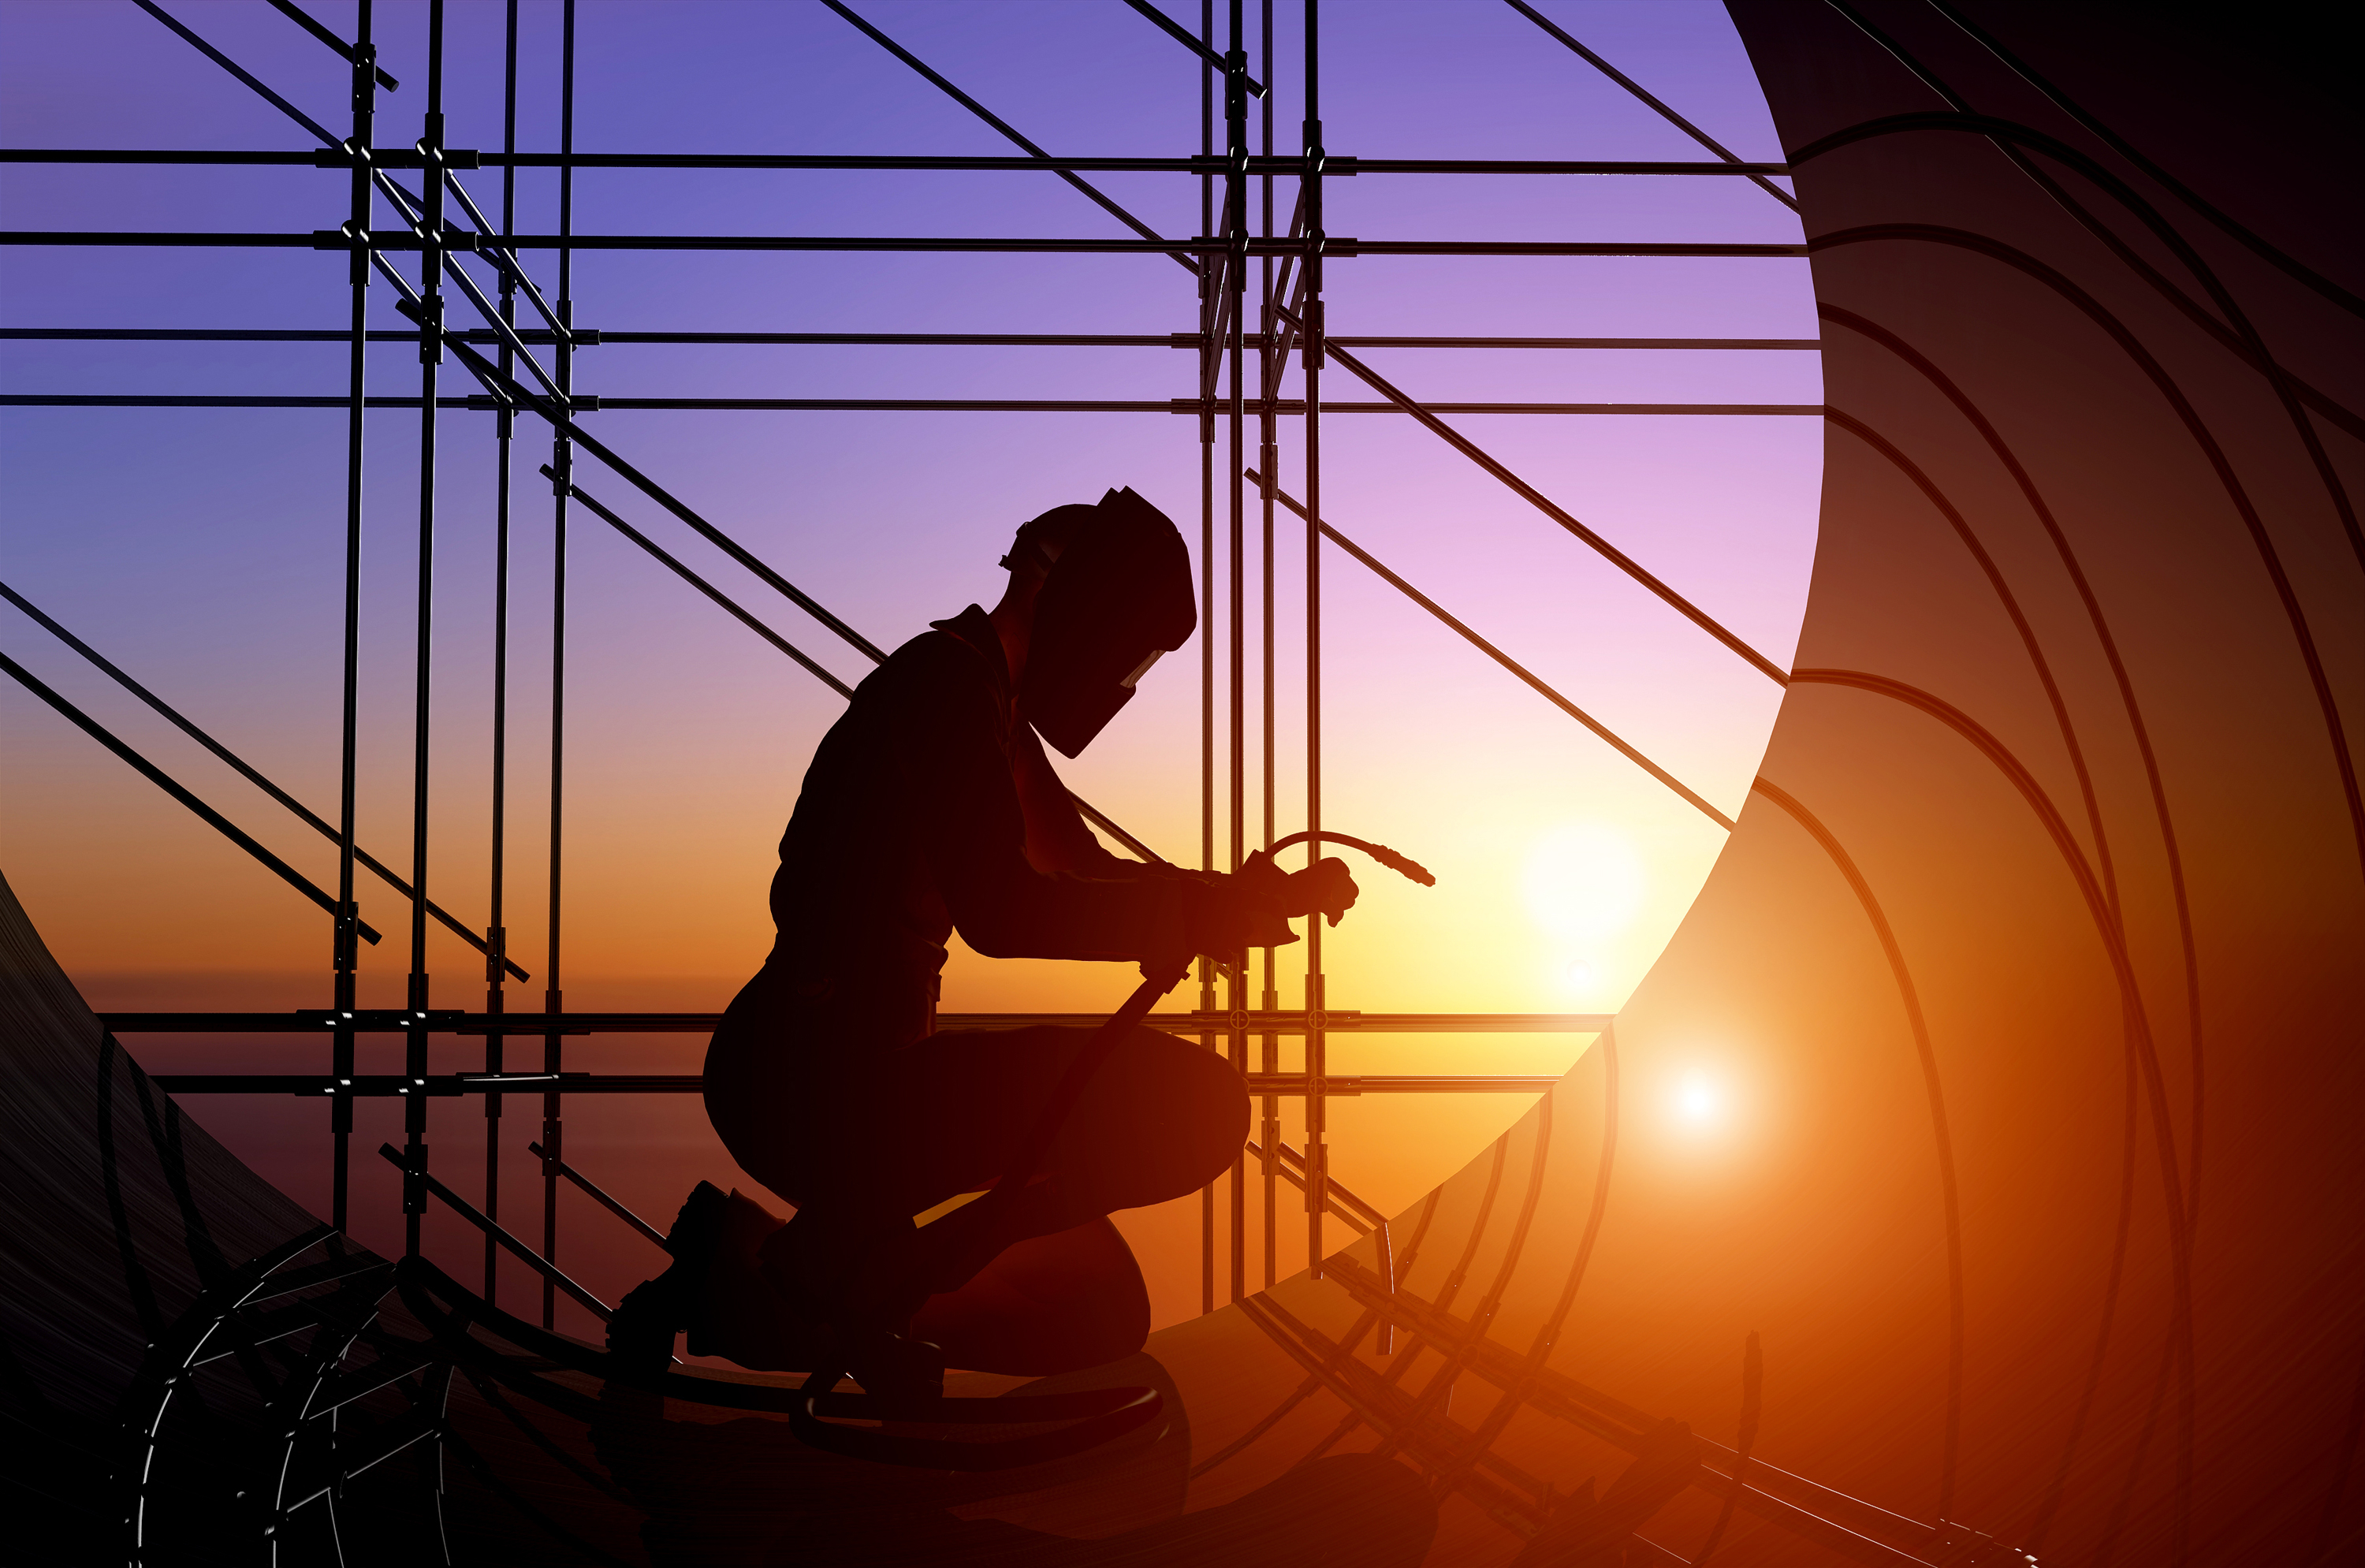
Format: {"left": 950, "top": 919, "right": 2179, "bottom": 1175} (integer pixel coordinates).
{"left": 1065, "top": 1029, "right": 1247, "bottom": 1201}
{"left": 1137, "top": 1027, "right": 1248, "bottom": 1183}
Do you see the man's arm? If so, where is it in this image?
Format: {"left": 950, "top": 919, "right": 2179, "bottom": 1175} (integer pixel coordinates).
{"left": 1008, "top": 723, "right": 1207, "bottom": 883}
{"left": 906, "top": 638, "right": 1230, "bottom": 959}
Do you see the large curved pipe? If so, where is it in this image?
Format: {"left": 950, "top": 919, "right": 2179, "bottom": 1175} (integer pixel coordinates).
{"left": 1808, "top": 226, "right": 2365, "bottom": 891}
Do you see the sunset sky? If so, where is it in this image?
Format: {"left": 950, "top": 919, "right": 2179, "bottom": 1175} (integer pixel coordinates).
{"left": 1, "top": 0, "right": 1819, "bottom": 1326}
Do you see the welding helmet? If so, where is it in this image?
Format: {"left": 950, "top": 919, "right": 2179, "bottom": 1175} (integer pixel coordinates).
{"left": 1017, "top": 487, "right": 1196, "bottom": 758}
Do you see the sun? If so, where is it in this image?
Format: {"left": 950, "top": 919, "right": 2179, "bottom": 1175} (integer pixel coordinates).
{"left": 1522, "top": 823, "right": 1648, "bottom": 944}
{"left": 1674, "top": 1072, "right": 1723, "bottom": 1128}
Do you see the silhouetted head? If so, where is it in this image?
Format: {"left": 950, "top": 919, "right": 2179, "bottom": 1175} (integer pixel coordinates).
{"left": 1005, "top": 489, "right": 1194, "bottom": 758}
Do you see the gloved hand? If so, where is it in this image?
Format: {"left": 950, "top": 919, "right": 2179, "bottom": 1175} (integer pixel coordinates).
{"left": 1240, "top": 847, "right": 1360, "bottom": 927}
{"left": 1180, "top": 876, "right": 1298, "bottom": 957}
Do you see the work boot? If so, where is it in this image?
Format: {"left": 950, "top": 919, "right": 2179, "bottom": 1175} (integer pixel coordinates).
{"left": 604, "top": 1180, "right": 729, "bottom": 1372}
{"left": 758, "top": 1204, "right": 947, "bottom": 1397}
{"left": 686, "top": 1189, "right": 839, "bottom": 1369}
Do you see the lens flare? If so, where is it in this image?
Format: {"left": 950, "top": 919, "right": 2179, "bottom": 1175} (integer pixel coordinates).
{"left": 1675, "top": 1073, "right": 1722, "bottom": 1127}
{"left": 1523, "top": 824, "right": 1648, "bottom": 943}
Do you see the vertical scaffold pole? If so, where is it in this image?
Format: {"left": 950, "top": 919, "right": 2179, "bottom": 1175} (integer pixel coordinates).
{"left": 1301, "top": 0, "right": 1327, "bottom": 1281}
{"left": 485, "top": 0, "right": 521, "bottom": 1305}
{"left": 541, "top": 0, "right": 578, "bottom": 1330}
{"left": 1257, "top": 0, "right": 1279, "bottom": 1294}
{"left": 1230, "top": 0, "right": 1268, "bottom": 1315}
{"left": 1197, "top": 0, "right": 1217, "bottom": 1320}
{"left": 1224, "top": 0, "right": 1250, "bottom": 1309}
{"left": 404, "top": 0, "right": 449, "bottom": 1262}
{"left": 330, "top": 0, "right": 378, "bottom": 1238}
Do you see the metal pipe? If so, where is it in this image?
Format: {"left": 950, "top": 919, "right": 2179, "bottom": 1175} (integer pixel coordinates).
{"left": 0, "top": 231, "right": 1813, "bottom": 257}
{"left": 2, "top": 147, "right": 1802, "bottom": 175}
{"left": 0, "top": 654, "right": 385, "bottom": 944}
{"left": 542, "top": 0, "right": 576, "bottom": 1332}
{"left": 331, "top": 0, "right": 377, "bottom": 1238}
{"left": 484, "top": 0, "right": 521, "bottom": 1309}
{"left": 404, "top": 0, "right": 449, "bottom": 1262}
{"left": 105, "top": 1010, "right": 1615, "bottom": 1034}
{"left": 1197, "top": 0, "right": 1218, "bottom": 1323}
{"left": 1, "top": 328, "right": 1820, "bottom": 349}
{"left": 1257, "top": 0, "right": 1280, "bottom": 1295}
{"left": 1302, "top": 0, "right": 1326, "bottom": 1281}
{"left": 1242, "top": 470, "right": 1738, "bottom": 830}
{"left": 0, "top": 394, "right": 1827, "bottom": 415}
{"left": 0, "top": 580, "right": 527, "bottom": 973}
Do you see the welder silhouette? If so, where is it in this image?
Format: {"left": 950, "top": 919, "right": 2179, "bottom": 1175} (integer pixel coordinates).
{"left": 611, "top": 489, "right": 1356, "bottom": 1388}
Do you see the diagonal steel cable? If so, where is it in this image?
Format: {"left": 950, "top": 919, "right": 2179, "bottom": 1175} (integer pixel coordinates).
{"left": 2, "top": 650, "right": 382, "bottom": 944}
{"left": 132, "top": 0, "right": 340, "bottom": 147}
{"left": 1119, "top": 0, "right": 1266, "bottom": 95}
{"left": 1274, "top": 307, "right": 1792, "bottom": 686}
{"left": 1247, "top": 470, "right": 1735, "bottom": 829}
{"left": 819, "top": 0, "right": 1201, "bottom": 273}
{"left": 266, "top": 0, "right": 400, "bottom": 90}
{"left": 1, "top": 580, "right": 525, "bottom": 978}
{"left": 1501, "top": 0, "right": 1799, "bottom": 211}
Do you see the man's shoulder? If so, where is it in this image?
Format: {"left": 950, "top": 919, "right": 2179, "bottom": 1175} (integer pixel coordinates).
{"left": 872, "top": 623, "right": 991, "bottom": 687}
{"left": 846, "top": 615, "right": 1002, "bottom": 719}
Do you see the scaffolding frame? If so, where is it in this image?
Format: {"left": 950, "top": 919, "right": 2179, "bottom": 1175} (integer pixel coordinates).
{"left": 1, "top": 3, "right": 1973, "bottom": 1560}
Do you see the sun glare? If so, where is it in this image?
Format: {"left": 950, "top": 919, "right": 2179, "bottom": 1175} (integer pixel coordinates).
{"left": 1675, "top": 1073, "right": 1723, "bottom": 1128}
{"left": 1523, "top": 824, "right": 1648, "bottom": 943}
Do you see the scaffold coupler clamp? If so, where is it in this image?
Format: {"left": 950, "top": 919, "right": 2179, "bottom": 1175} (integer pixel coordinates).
{"left": 415, "top": 292, "right": 444, "bottom": 365}
{"left": 351, "top": 44, "right": 377, "bottom": 114}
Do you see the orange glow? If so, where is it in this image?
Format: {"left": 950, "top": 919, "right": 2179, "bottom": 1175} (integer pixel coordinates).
{"left": 1674, "top": 1071, "right": 1723, "bottom": 1128}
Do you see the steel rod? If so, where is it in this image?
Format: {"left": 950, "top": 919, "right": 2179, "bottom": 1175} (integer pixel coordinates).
{"left": 820, "top": 0, "right": 1198, "bottom": 273}
{"left": 1197, "top": 0, "right": 1217, "bottom": 1323}
{"left": 0, "top": 580, "right": 527, "bottom": 974}
{"left": 0, "top": 395, "right": 1825, "bottom": 415}
{"left": 542, "top": 0, "right": 577, "bottom": 1332}
{"left": 377, "top": 1144, "right": 610, "bottom": 1320}
{"left": 1, "top": 328, "right": 1819, "bottom": 349}
{"left": 102, "top": 1010, "right": 1614, "bottom": 1034}
{"left": 403, "top": 0, "right": 449, "bottom": 1261}
{"left": 163, "top": 1073, "right": 1566, "bottom": 1097}
{"left": 1127, "top": 0, "right": 1266, "bottom": 95}
{"left": 0, "top": 148, "right": 1793, "bottom": 175}
{"left": 1499, "top": 0, "right": 1798, "bottom": 211}
{"left": 130, "top": 0, "right": 340, "bottom": 147}
{"left": 0, "top": 231, "right": 1812, "bottom": 256}
{"left": 1242, "top": 470, "right": 1738, "bottom": 829}
{"left": 330, "top": 0, "right": 377, "bottom": 1238}
{"left": 267, "top": 0, "right": 400, "bottom": 89}
{"left": 1257, "top": 0, "right": 1281, "bottom": 1294}
{"left": 484, "top": 0, "right": 521, "bottom": 1308}
{"left": 1283, "top": 312, "right": 1794, "bottom": 685}
{"left": 0, "top": 653, "right": 385, "bottom": 943}
{"left": 527, "top": 1141, "right": 667, "bottom": 1250}
{"left": 1225, "top": 0, "right": 1256, "bottom": 1309}
{"left": 1303, "top": 0, "right": 1327, "bottom": 1283}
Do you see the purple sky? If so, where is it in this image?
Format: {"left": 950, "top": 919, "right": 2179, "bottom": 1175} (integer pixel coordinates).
{"left": 2, "top": 0, "right": 1819, "bottom": 1326}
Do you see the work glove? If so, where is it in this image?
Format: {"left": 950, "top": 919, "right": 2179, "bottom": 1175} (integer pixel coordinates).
{"left": 1240, "top": 847, "right": 1359, "bottom": 927}
{"left": 1179, "top": 877, "right": 1298, "bottom": 958}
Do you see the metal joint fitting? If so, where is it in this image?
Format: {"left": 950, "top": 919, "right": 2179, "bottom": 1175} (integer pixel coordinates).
{"left": 351, "top": 46, "right": 376, "bottom": 114}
